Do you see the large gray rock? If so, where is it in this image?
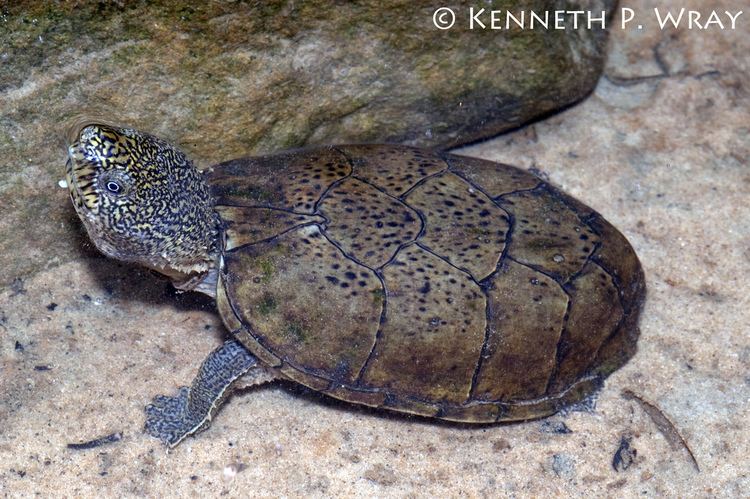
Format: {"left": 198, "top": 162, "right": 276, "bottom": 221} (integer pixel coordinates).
{"left": 0, "top": 0, "right": 613, "bottom": 284}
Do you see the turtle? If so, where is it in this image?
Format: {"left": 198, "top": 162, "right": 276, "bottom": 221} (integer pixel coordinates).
{"left": 65, "top": 122, "right": 646, "bottom": 447}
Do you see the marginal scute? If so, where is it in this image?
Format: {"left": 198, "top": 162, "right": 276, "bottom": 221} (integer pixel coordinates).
{"left": 548, "top": 261, "right": 624, "bottom": 393}
{"left": 590, "top": 313, "right": 639, "bottom": 379}
{"left": 325, "top": 386, "right": 387, "bottom": 408}
{"left": 497, "top": 187, "right": 600, "bottom": 282}
{"left": 587, "top": 215, "right": 645, "bottom": 379}
{"left": 360, "top": 245, "right": 486, "bottom": 404}
{"left": 439, "top": 402, "right": 502, "bottom": 422}
{"left": 382, "top": 396, "right": 441, "bottom": 418}
{"left": 446, "top": 153, "right": 541, "bottom": 196}
{"left": 216, "top": 274, "right": 243, "bottom": 333}
{"left": 207, "top": 148, "right": 351, "bottom": 213}
{"left": 234, "top": 328, "right": 282, "bottom": 368}
{"left": 499, "top": 375, "right": 602, "bottom": 422}
{"left": 474, "top": 260, "right": 568, "bottom": 401}
{"left": 317, "top": 178, "right": 421, "bottom": 268}
{"left": 405, "top": 172, "right": 509, "bottom": 280}
{"left": 589, "top": 214, "right": 646, "bottom": 313}
{"left": 341, "top": 144, "right": 447, "bottom": 197}
{"left": 218, "top": 206, "right": 325, "bottom": 250}
{"left": 223, "top": 225, "right": 382, "bottom": 384}
{"left": 278, "top": 363, "right": 330, "bottom": 392}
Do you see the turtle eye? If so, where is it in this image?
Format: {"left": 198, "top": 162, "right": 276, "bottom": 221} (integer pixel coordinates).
{"left": 99, "top": 171, "right": 131, "bottom": 197}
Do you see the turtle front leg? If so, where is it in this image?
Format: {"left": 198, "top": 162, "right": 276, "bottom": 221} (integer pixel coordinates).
{"left": 145, "top": 339, "right": 269, "bottom": 447}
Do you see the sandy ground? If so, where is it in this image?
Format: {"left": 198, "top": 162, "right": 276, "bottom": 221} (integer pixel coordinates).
{"left": 1, "top": 1, "right": 748, "bottom": 497}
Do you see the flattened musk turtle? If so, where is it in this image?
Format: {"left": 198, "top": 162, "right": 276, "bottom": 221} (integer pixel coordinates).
{"left": 65, "top": 123, "right": 645, "bottom": 447}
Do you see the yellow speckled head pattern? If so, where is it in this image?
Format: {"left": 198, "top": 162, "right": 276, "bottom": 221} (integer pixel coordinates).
{"left": 66, "top": 122, "right": 219, "bottom": 279}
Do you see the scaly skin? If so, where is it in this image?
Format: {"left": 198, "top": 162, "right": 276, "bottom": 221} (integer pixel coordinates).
{"left": 66, "top": 122, "right": 220, "bottom": 282}
{"left": 66, "top": 122, "right": 267, "bottom": 446}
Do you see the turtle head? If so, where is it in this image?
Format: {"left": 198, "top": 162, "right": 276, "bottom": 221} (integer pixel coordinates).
{"left": 66, "top": 121, "right": 220, "bottom": 285}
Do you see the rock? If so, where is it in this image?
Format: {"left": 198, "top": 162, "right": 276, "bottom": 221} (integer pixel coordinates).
{"left": 549, "top": 453, "right": 576, "bottom": 479}
{"left": 1, "top": 1, "right": 614, "bottom": 151}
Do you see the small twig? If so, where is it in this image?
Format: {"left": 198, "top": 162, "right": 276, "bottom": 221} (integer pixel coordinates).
{"left": 603, "top": 73, "right": 669, "bottom": 87}
{"left": 622, "top": 389, "right": 700, "bottom": 472}
{"left": 67, "top": 432, "right": 122, "bottom": 450}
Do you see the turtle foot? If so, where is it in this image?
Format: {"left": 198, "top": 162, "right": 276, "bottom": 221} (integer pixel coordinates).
{"left": 144, "top": 340, "right": 261, "bottom": 447}
{"left": 145, "top": 387, "right": 205, "bottom": 447}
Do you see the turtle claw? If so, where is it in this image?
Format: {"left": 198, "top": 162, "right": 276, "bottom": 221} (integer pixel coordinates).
{"left": 143, "top": 340, "right": 259, "bottom": 447}
{"left": 144, "top": 387, "right": 202, "bottom": 447}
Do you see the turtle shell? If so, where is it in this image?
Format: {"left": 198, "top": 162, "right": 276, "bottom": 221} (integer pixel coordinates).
{"left": 208, "top": 145, "right": 645, "bottom": 422}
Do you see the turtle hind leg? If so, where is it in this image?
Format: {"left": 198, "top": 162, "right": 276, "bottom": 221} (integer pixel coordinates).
{"left": 145, "top": 339, "right": 269, "bottom": 447}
